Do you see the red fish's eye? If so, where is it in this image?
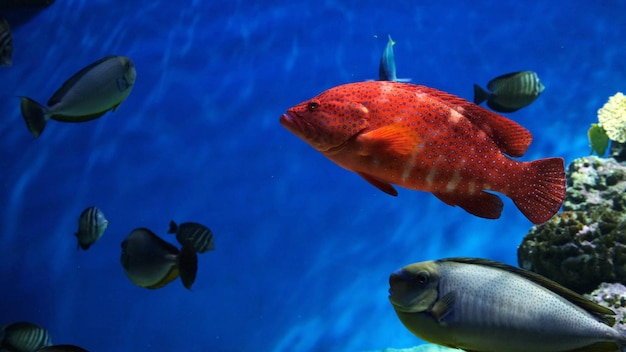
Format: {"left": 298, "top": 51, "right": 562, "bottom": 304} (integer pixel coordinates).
{"left": 307, "top": 101, "right": 320, "bottom": 111}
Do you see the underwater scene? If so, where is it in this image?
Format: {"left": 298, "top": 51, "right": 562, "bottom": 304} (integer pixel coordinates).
{"left": 2, "top": 1, "right": 626, "bottom": 351}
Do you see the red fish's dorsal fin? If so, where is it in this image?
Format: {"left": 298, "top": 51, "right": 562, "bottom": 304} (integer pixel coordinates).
{"left": 401, "top": 84, "right": 533, "bottom": 158}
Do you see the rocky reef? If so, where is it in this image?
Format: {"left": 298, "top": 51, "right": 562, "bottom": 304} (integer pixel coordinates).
{"left": 518, "top": 150, "right": 626, "bottom": 294}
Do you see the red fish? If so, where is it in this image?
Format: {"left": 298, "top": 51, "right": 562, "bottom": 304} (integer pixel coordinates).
{"left": 280, "top": 81, "right": 565, "bottom": 224}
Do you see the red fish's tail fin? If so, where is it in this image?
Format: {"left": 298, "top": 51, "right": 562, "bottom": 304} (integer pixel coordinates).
{"left": 510, "top": 157, "right": 566, "bottom": 224}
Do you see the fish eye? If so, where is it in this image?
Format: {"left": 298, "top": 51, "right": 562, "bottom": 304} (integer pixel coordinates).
{"left": 416, "top": 271, "right": 429, "bottom": 284}
{"left": 307, "top": 101, "right": 320, "bottom": 111}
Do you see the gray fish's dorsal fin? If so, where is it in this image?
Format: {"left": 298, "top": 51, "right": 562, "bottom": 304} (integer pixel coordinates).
{"left": 47, "top": 55, "right": 119, "bottom": 107}
{"left": 440, "top": 257, "right": 617, "bottom": 325}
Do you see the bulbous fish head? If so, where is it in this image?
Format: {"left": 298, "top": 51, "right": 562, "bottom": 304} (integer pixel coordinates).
{"left": 118, "top": 56, "right": 136, "bottom": 92}
{"left": 281, "top": 85, "right": 370, "bottom": 153}
{"left": 389, "top": 261, "right": 440, "bottom": 313}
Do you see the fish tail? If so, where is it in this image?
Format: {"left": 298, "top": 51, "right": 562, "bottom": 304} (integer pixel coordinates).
{"left": 20, "top": 97, "right": 50, "bottom": 138}
{"left": 177, "top": 245, "right": 198, "bottom": 290}
{"left": 510, "top": 157, "right": 566, "bottom": 224}
{"left": 473, "top": 84, "right": 490, "bottom": 105}
{"left": 167, "top": 220, "right": 177, "bottom": 234}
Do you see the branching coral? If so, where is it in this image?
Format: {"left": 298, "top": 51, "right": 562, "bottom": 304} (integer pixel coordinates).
{"left": 588, "top": 92, "right": 626, "bottom": 156}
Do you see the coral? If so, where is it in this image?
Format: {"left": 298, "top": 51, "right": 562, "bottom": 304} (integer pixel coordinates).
{"left": 518, "top": 156, "right": 626, "bottom": 293}
{"left": 564, "top": 156, "right": 626, "bottom": 212}
{"left": 598, "top": 92, "right": 626, "bottom": 143}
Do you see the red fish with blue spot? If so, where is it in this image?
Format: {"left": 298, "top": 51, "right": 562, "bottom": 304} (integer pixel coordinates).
{"left": 280, "top": 81, "right": 566, "bottom": 224}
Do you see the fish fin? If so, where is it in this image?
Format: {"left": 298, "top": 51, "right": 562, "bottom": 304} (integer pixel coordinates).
{"left": 408, "top": 85, "right": 533, "bottom": 157}
{"left": 486, "top": 99, "right": 521, "bottom": 113}
{"left": 356, "top": 171, "right": 398, "bottom": 196}
{"left": 178, "top": 245, "right": 198, "bottom": 290}
{"left": 20, "top": 97, "right": 50, "bottom": 138}
{"left": 565, "top": 342, "right": 622, "bottom": 352}
{"left": 146, "top": 267, "right": 180, "bottom": 289}
{"left": 430, "top": 292, "right": 455, "bottom": 323}
{"left": 51, "top": 110, "right": 108, "bottom": 122}
{"left": 510, "top": 157, "right": 565, "bottom": 224}
{"left": 473, "top": 84, "right": 490, "bottom": 105}
{"left": 168, "top": 220, "right": 177, "bottom": 234}
{"left": 357, "top": 124, "right": 421, "bottom": 156}
{"left": 433, "top": 191, "right": 503, "bottom": 219}
{"left": 442, "top": 258, "right": 617, "bottom": 325}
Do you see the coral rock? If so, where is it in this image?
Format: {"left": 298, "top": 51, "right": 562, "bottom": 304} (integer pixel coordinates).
{"left": 518, "top": 156, "right": 626, "bottom": 293}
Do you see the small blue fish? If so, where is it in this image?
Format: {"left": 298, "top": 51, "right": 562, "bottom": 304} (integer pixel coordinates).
{"left": 378, "top": 35, "right": 410, "bottom": 82}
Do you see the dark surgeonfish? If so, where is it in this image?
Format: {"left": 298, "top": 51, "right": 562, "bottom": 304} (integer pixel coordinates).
{"left": 378, "top": 35, "right": 410, "bottom": 82}
{"left": 75, "top": 206, "right": 108, "bottom": 250}
{"left": 36, "top": 345, "right": 89, "bottom": 352}
{"left": 474, "top": 70, "right": 544, "bottom": 113}
{"left": 389, "top": 257, "right": 626, "bottom": 352}
{"left": 120, "top": 228, "right": 198, "bottom": 290}
{"left": 0, "top": 322, "right": 52, "bottom": 351}
{"left": 0, "top": 16, "right": 13, "bottom": 66}
{"left": 20, "top": 55, "right": 136, "bottom": 138}
{"left": 168, "top": 220, "right": 214, "bottom": 254}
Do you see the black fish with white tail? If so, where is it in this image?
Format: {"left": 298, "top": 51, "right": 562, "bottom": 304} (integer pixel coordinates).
{"left": 20, "top": 55, "right": 136, "bottom": 138}
{"left": 168, "top": 220, "right": 214, "bottom": 253}
{"left": 474, "top": 71, "right": 544, "bottom": 113}
{"left": 389, "top": 257, "right": 626, "bottom": 352}
{"left": 120, "top": 228, "right": 197, "bottom": 290}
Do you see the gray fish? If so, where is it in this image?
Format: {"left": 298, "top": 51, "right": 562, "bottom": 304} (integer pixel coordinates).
{"left": 36, "top": 344, "right": 89, "bottom": 352}
{"left": 20, "top": 55, "right": 136, "bottom": 138}
{"left": 75, "top": 206, "right": 108, "bottom": 250}
{"left": 168, "top": 220, "right": 214, "bottom": 254}
{"left": 0, "top": 322, "right": 52, "bottom": 351}
{"left": 378, "top": 35, "right": 410, "bottom": 82}
{"left": 120, "top": 228, "right": 197, "bottom": 290}
{"left": 389, "top": 257, "right": 626, "bottom": 352}
{"left": 0, "top": 17, "right": 13, "bottom": 67}
{"left": 474, "top": 71, "right": 544, "bottom": 113}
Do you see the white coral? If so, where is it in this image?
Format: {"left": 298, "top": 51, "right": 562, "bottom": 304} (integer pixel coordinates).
{"left": 598, "top": 92, "right": 626, "bottom": 143}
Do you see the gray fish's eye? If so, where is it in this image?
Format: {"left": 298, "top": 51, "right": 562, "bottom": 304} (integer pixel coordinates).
{"left": 416, "top": 271, "right": 429, "bottom": 284}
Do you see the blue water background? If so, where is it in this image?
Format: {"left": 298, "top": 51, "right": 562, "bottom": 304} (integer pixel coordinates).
{"left": 0, "top": 1, "right": 624, "bottom": 351}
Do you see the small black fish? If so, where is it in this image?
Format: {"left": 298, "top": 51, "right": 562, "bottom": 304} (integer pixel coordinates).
{"left": 168, "top": 220, "right": 214, "bottom": 253}
{"left": 120, "top": 228, "right": 198, "bottom": 290}
{"left": 0, "top": 322, "right": 52, "bottom": 351}
{"left": 0, "top": 17, "right": 13, "bottom": 67}
{"left": 474, "top": 71, "right": 544, "bottom": 113}
{"left": 75, "top": 206, "right": 108, "bottom": 250}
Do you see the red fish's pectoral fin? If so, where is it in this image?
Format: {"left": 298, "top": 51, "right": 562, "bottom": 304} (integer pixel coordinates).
{"left": 433, "top": 191, "right": 503, "bottom": 219}
{"left": 357, "top": 171, "right": 398, "bottom": 196}
{"left": 510, "top": 157, "right": 566, "bottom": 225}
{"left": 356, "top": 125, "right": 420, "bottom": 156}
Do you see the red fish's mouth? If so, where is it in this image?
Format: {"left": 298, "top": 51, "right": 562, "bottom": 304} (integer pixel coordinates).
{"left": 280, "top": 112, "right": 317, "bottom": 141}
